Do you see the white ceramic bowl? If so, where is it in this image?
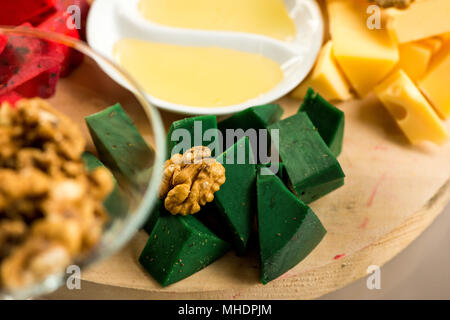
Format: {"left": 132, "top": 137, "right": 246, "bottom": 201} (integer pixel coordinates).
{"left": 87, "top": 0, "right": 324, "bottom": 115}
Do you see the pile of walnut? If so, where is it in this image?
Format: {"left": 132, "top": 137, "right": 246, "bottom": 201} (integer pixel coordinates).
{"left": 369, "top": 0, "right": 414, "bottom": 8}
{"left": 0, "top": 98, "right": 113, "bottom": 290}
{"left": 159, "top": 146, "right": 226, "bottom": 216}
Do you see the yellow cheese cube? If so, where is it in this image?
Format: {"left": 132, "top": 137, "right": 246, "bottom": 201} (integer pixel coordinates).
{"left": 387, "top": 0, "right": 450, "bottom": 43}
{"left": 419, "top": 37, "right": 443, "bottom": 54}
{"left": 398, "top": 42, "right": 432, "bottom": 81}
{"left": 419, "top": 51, "right": 450, "bottom": 119}
{"left": 291, "top": 41, "right": 352, "bottom": 101}
{"left": 440, "top": 33, "right": 450, "bottom": 43}
{"left": 374, "top": 69, "right": 448, "bottom": 145}
{"left": 327, "top": 0, "right": 399, "bottom": 97}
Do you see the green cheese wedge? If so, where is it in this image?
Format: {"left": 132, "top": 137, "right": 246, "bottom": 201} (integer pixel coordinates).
{"left": 257, "top": 168, "right": 326, "bottom": 284}
{"left": 166, "top": 115, "right": 220, "bottom": 158}
{"left": 218, "top": 104, "right": 284, "bottom": 133}
{"left": 213, "top": 137, "right": 256, "bottom": 255}
{"left": 81, "top": 152, "right": 128, "bottom": 218}
{"left": 258, "top": 162, "right": 287, "bottom": 184}
{"left": 143, "top": 199, "right": 163, "bottom": 235}
{"left": 268, "top": 113, "right": 345, "bottom": 204}
{"left": 139, "top": 214, "right": 230, "bottom": 287}
{"left": 218, "top": 104, "right": 284, "bottom": 161}
{"left": 85, "top": 103, "right": 155, "bottom": 191}
{"left": 298, "top": 88, "right": 345, "bottom": 157}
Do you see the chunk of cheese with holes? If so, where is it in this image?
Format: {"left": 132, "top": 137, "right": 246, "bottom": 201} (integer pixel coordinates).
{"left": 398, "top": 42, "right": 432, "bottom": 81}
{"left": 327, "top": 0, "right": 399, "bottom": 97}
{"left": 419, "top": 51, "right": 450, "bottom": 119}
{"left": 374, "top": 69, "right": 448, "bottom": 145}
{"left": 291, "top": 41, "right": 352, "bottom": 101}
{"left": 387, "top": 0, "right": 450, "bottom": 43}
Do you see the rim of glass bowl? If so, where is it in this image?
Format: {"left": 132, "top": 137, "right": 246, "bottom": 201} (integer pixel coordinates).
{"left": 0, "top": 26, "right": 166, "bottom": 299}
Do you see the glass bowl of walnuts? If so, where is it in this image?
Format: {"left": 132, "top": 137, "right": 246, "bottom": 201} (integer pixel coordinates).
{"left": 0, "top": 26, "right": 165, "bottom": 299}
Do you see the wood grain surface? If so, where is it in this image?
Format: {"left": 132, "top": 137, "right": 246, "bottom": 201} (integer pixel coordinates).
{"left": 75, "top": 91, "right": 450, "bottom": 299}
{"left": 47, "top": 0, "right": 450, "bottom": 299}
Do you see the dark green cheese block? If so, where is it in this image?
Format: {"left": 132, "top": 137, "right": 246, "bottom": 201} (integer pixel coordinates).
{"left": 298, "top": 88, "right": 345, "bottom": 157}
{"left": 257, "top": 168, "right": 326, "bottom": 284}
{"left": 218, "top": 104, "right": 284, "bottom": 133}
{"left": 143, "top": 199, "right": 164, "bottom": 236}
{"left": 214, "top": 137, "right": 256, "bottom": 255}
{"left": 139, "top": 214, "right": 230, "bottom": 287}
{"left": 166, "top": 115, "right": 220, "bottom": 158}
{"left": 195, "top": 203, "right": 230, "bottom": 244}
{"left": 85, "top": 104, "right": 154, "bottom": 191}
{"left": 81, "top": 152, "right": 128, "bottom": 218}
{"left": 258, "top": 162, "right": 287, "bottom": 184}
{"left": 218, "top": 104, "right": 284, "bottom": 160}
{"left": 268, "top": 113, "right": 345, "bottom": 204}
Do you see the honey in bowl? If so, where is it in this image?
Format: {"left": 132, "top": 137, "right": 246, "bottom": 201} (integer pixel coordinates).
{"left": 138, "top": 0, "right": 296, "bottom": 41}
{"left": 113, "top": 39, "right": 284, "bottom": 108}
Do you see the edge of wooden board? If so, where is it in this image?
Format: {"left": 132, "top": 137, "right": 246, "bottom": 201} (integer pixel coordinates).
{"left": 50, "top": 178, "right": 450, "bottom": 300}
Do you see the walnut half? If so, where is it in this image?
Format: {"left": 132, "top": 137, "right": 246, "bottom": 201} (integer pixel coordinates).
{"left": 159, "top": 146, "right": 226, "bottom": 216}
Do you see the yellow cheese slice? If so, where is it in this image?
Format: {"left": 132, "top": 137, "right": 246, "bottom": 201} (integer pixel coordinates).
{"left": 327, "top": 0, "right": 399, "bottom": 97}
{"left": 398, "top": 42, "right": 432, "bottom": 81}
{"left": 374, "top": 69, "right": 448, "bottom": 145}
{"left": 291, "top": 41, "right": 352, "bottom": 101}
{"left": 387, "top": 0, "right": 450, "bottom": 43}
{"left": 419, "top": 51, "right": 450, "bottom": 119}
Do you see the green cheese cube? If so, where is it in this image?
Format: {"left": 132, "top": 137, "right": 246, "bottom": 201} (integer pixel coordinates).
{"left": 257, "top": 169, "right": 326, "bottom": 284}
{"left": 218, "top": 104, "right": 284, "bottom": 133}
{"left": 298, "top": 88, "right": 345, "bottom": 157}
{"left": 258, "top": 162, "right": 287, "bottom": 184}
{"left": 143, "top": 199, "right": 163, "bottom": 235}
{"left": 139, "top": 214, "right": 230, "bottom": 287}
{"left": 166, "top": 115, "right": 220, "bottom": 158}
{"left": 213, "top": 137, "right": 256, "bottom": 255}
{"left": 268, "top": 113, "right": 345, "bottom": 204}
{"left": 85, "top": 104, "right": 155, "bottom": 191}
{"left": 218, "top": 104, "right": 284, "bottom": 161}
{"left": 82, "top": 152, "right": 129, "bottom": 219}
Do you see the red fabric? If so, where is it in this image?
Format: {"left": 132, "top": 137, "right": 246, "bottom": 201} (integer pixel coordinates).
{"left": 0, "top": 1, "right": 91, "bottom": 100}
{"left": 0, "top": 24, "right": 62, "bottom": 97}
{"left": 0, "top": 91, "right": 22, "bottom": 106}
{"left": 0, "top": 34, "right": 7, "bottom": 55}
{"left": 38, "top": 11, "right": 83, "bottom": 77}
{"left": 52, "top": 0, "right": 90, "bottom": 40}
{"left": 0, "top": 0, "right": 55, "bottom": 26}
{"left": 15, "top": 64, "right": 61, "bottom": 98}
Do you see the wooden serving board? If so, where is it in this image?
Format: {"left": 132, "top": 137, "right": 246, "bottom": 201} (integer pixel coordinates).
{"left": 46, "top": 0, "right": 450, "bottom": 299}
{"left": 54, "top": 68, "right": 450, "bottom": 299}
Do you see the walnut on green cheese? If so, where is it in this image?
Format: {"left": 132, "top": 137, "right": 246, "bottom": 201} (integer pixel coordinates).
{"left": 159, "top": 146, "right": 226, "bottom": 216}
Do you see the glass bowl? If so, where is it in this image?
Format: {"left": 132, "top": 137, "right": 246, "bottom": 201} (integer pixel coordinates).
{"left": 0, "top": 27, "right": 165, "bottom": 299}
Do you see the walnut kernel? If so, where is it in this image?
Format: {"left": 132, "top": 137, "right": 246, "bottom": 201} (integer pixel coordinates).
{"left": 159, "top": 146, "right": 226, "bottom": 215}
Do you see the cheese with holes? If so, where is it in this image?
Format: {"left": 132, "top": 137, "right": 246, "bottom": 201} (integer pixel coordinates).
{"left": 387, "top": 0, "right": 450, "bottom": 43}
{"left": 291, "top": 41, "right": 352, "bottom": 101}
{"left": 374, "top": 69, "right": 448, "bottom": 145}
{"left": 398, "top": 42, "right": 432, "bottom": 81}
{"left": 327, "top": 0, "right": 399, "bottom": 97}
{"left": 419, "top": 51, "right": 450, "bottom": 119}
